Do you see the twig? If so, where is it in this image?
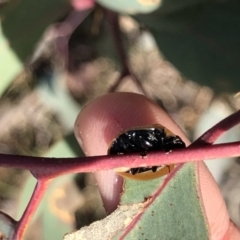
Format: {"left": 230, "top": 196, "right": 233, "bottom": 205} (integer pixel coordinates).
{"left": 12, "top": 180, "right": 51, "bottom": 240}
{"left": 106, "top": 10, "right": 148, "bottom": 96}
{"left": 0, "top": 142, "right": 239, "bottom": 180}
{"left": 193, "top": 109, "right": 240, "bottom": 145}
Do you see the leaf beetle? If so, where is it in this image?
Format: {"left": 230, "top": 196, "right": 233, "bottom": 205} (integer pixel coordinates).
{"left": 108, "top": 124, "right": 186, "bottom": 181}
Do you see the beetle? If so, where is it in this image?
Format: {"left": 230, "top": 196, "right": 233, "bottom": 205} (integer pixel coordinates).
{"left": 108, "top": 124, "right": 186, "bottom": 181}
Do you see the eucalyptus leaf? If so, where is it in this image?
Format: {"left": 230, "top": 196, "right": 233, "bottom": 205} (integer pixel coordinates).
{"left": 0, "top": 211, "right": 15, "bottom": 239}
{"left": 98, "top": 0, "right": 240, "bottom": 93}
{"left": 117, "top": 163, "right": 209, "bottom": 239}
{"left": 97, "top": 0, "right": 206, "bottom": 15}
{"left": 134, "top": 0, "right": 240, "bottom": 93}
{"left": 0, "top": 0, "right": 70, "bottom": 95}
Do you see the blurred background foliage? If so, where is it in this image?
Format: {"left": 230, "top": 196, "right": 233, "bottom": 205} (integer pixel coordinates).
{"left": 0, "top": 0, "right": 240, "bottom": 239}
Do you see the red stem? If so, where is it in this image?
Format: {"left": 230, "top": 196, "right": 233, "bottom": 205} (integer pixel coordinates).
{"left": 109, "top": 70, "right": 128, "bottom": 92}
{"left": 106, "top": 10, "right": 148, "bottom": 96}
{"left": 12, "top": 180, "right": 51, "bottom": 240}
{"left": 193, "top": 109, "right": 240, "bottom": 145}
{"left": 0, "top": 142, "right": 239, "bottom": 180}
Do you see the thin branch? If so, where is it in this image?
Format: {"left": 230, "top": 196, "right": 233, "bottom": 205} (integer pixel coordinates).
{"left": 0, "top": 142, "right": 239, "bottom": 180}
{"left": 32, "top": 142, "right": 240, "bottom": 178}
{"left": 108, "top": 70, "right": 128, "bottom": 92}
{"left": 107, "top": 11, "right": 127, "bottom": 69}
{"left": 12, "top": 180, "right": 51, "bottom": 240}
{"left": 106, "top": 10, "right": 148, "bottom": 96}
{"left": 193, "top": 109, "right": 240, "bottom": 145}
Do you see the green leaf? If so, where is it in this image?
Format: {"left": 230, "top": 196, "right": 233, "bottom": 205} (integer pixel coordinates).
{"left": 45, "top": 133, "right": 84, "bottom": 158}
{"left": 97, "top": 0, "right": 160, "bottom": 14}
{"left": 41, "top": 135, "right": 83, "bottom": 240}
{"left": 97, "top": 0, "right": 206, "bottom": 15}
{"left": 118, "top": 163, "right": 209, "bottom": 239}
{"left": 98, "top": 0, "right": 240, "bottom": 92}
{"left": 0, "top": 0, "right": 70, "bottom": 95}
{"left": 0, "top": 212, "right": 15, "bottom": 239}
{"left": 41, "top": 175, "right": 79, "bottom": 240}
{"left": 120, "top": 177, "right": 164, "bottom": 205}
{"left": 36, "top": 70, "right": 81, "bottom": 132}
{"left": 134, "top": 0, "right": 240, "bottom": 92}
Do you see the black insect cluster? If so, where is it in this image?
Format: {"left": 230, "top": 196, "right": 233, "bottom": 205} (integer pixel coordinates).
{"left": 108, "top": 127, "right": 186, "bottom": 175}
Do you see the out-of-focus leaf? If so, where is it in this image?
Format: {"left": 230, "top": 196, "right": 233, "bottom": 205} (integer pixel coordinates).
{"left": 41, "top": 135, "right": 84, "bottom": 240}
{"left": 116, "top": 163, "right": 208, "bottom": 239}
{"left": 69, "top": 9, "right": 120, "bottom": 65}
{"left": 36, "top": 69, "right": 81, "bottom": 133}
{"left": 97, "top": 0, "right": 160, "bottom": 14}
{"left": 41, "top": 175, "right": 83, "bottom": 240}
{"left": 45, "top": 132, "right": 84, "bottom": 158}
{"left": 97, "top": 0, "right": 206, "bottom": 15}
{"left": 134, "top": 0, "right": 240, "bottom": 93}
{"left": 97, "top": 0, "right": 240, "bottom": 93}
{"left": 0, "top": 211, "right": 15, "bottom": 239}
{"left": 0, "top": 0, "right": 70, "bottom": 95}
{"left": 0, "top": 27, "right": 22, "bottom": 95}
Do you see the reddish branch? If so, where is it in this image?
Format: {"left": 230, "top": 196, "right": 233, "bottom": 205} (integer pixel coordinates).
{"left": 0, "top": 141, "right": 239, "bottom": 181}
{"left": 193, "top": 109, "right": 240, "bottom": 145}
{"left": 13, "top": 180, "right": 51, "bottom": 240}
{"left": 106, "top": 11, "right": 148, "bottom": 96}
